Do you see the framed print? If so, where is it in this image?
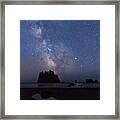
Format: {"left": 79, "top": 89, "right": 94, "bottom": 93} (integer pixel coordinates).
{"left": 20, "top": 20, "right": 100, "bottom": 100}
{"left": 0, "top": 0, "right": 120, "bottom": 119}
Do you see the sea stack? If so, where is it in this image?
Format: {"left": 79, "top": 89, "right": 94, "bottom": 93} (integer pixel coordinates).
{"left": 37, "top": 70, "right": 60, "bottom": 83}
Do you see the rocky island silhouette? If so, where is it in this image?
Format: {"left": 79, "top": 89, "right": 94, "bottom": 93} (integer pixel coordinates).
{"left": 37, "top": 70, "right": 60, "bottom": 83}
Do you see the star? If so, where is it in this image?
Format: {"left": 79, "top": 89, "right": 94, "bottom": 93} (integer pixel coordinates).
{"left": 74, "top": 57, "right": 78, "bottom": 60}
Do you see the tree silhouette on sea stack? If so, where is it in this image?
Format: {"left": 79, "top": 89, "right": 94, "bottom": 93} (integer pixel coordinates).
{"left": 37, "top": 70, "right": 60, "bottom": 83}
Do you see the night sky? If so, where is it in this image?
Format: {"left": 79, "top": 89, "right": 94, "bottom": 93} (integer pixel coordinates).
{"left": 20, "top": 20, "right": 100, "bottom": 82}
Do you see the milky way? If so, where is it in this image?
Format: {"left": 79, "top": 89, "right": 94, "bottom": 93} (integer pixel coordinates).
{"left": 28, "top": 21, "right": 73, "bottom": 74}
{"left": 20, "top": 20, "right": 100, "bottom": 82}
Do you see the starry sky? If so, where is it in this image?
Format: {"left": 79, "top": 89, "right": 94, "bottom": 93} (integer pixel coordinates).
{"left": 20, "top": 20, "right": 100, "bottom": 82}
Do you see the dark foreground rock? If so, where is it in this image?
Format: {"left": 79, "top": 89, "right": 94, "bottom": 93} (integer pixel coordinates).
{"left": 20, "top": 87, "right": 100, "bottom": 100}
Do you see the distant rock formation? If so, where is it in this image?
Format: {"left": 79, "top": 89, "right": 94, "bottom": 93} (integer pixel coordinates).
{"left": 85, "top": 79, "right": 99, "bottom": 83}
{"left": 37, "top": 70, "right": 60, "bottom": 83}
